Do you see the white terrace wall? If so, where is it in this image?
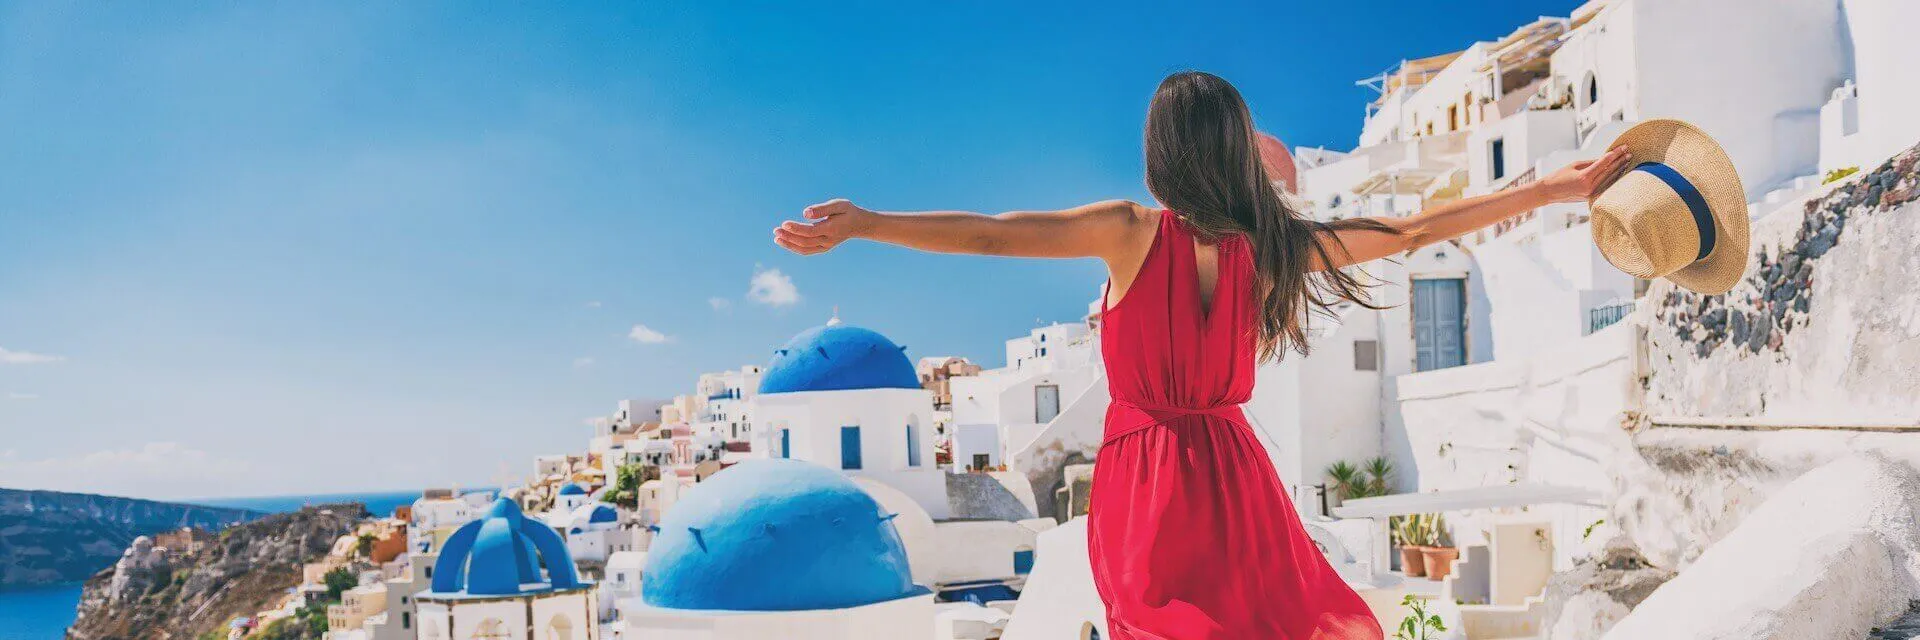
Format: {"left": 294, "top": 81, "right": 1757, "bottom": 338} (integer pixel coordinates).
{"left": 1618, "top": 143, "right": 1920, "bottom": 570}
{"left": 1391, "top": 322, "right": 1632, "bottom": 568}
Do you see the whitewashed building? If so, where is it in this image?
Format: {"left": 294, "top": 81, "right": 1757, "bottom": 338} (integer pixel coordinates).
{"left": 692, "top": 366, "right": 762, "bottom": 442}
{"left": 950, "top": 322, "right": 1102, "bottom": 474}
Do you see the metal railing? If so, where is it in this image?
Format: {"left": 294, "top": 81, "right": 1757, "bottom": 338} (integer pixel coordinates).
{"left": 1586, "top": 301, "right": 1634, "bottom": 335}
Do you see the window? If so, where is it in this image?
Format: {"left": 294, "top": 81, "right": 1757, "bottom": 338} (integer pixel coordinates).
{"left": 1014, "top": 546, "right": 1035, "bottom": 574}
{"left": 780, "top": 428, "right": 791, "bottom": 459}
{"left": 1448, "top": 104, "right": 1459, "bottom": 131}
{"left": 1588, "top": 75, "right": 1599, "bottom": 105}
{"left": 1489, "top": 138, "right": 1506, "bottom": 180}
{"left": 1353, "top": 340, "right": 1380, "bottom": 371}
{"left": 841, "top": 426, "right": 862, "bottom": 470}
{"left": 402, "top": 612, "right": 410, "bottom": 629}
{"left": 906, "top": 424, "right": 922, "bottom": 467}
{"left": 973, "top": 454, "right": 991, "bottom": 471}
{"left": 1035, "top": 384, "right": 1061, "bottom": 423}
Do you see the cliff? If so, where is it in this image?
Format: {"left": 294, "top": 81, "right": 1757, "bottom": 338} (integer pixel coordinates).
{"left": 0, "top": 488, "right": 260, "bottom": 588}
{"left": 65, "top": 503, "right": 366, "bottom": 640}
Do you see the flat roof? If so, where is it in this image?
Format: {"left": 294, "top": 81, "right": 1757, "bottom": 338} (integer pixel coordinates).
{"left": 1331, "top": 483, "right": 1602, "bottom": 519}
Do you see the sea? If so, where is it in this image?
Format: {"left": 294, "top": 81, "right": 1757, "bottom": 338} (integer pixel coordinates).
{"left": 0, "top": 489, "right": 429, "bottom": 640}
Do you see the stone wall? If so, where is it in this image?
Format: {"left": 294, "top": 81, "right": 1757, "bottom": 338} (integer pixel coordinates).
{"left": 1543, "top": 142, "right": 1920, "bottom": 637}
{"left": 1604, "top": 142, "right": 1920, "bottom": 566}
{"left": 1647, "top": 143, "right": 1920, "bottom": 421}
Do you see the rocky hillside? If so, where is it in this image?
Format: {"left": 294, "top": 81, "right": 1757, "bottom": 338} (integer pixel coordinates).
{"left": 66, "top": 503, "right": 367, "bottom": 640}
{"left": 0, "top": 488, "right": 260, "bottom": 588}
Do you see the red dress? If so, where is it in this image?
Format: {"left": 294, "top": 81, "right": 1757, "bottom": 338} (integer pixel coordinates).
{"left": 1089, "top": 210, "right": 1382, "bottom": 639}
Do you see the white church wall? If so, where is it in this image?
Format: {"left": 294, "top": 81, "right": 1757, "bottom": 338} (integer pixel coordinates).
{"left": 531, "top": 592, "right": 598, "bottom": 640}
{"left": 752, "top": 388, "right": 937, "bottom": 474}
{"left": 620, "top": 594, "right": 935, "bottom": 640}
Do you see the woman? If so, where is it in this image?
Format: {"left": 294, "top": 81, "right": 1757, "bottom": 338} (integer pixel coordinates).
{"left": 775, "top": 71, "right": 1629, "bottom": 639}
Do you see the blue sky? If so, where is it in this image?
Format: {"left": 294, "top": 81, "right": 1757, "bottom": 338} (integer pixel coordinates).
{"left": 0, "top": 1, "right": 1580, "bottom": 499}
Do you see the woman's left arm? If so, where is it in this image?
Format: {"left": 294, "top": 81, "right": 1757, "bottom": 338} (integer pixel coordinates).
{"left": 773, "top": 198, "right": 1151, "bottom": 261}
{"left": 1314, "top": 147, "right": 1633, "bottom": 270}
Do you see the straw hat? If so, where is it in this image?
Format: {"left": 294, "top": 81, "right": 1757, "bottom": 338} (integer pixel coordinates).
{"left": 1590, "top": 119, "right": 1749, "bottom": 294}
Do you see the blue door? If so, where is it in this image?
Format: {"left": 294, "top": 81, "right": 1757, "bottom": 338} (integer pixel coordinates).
{"left": 780, "top": 429, "right": 791, "bottom": 459}
{"left": 1014, "top": 549, "right": 1035, "bottom": 574}
{"left": 1413, "top": 278, "right": 1467, "bottom": 371}
{"left": 841, "top": 426, "right": 862, "bottom": 470}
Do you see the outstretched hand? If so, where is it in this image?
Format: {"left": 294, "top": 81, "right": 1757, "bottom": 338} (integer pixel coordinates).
{"left": 1538, "top": 147, "right": 1633, "bottom": 204}
{"left": 774, "top": 199, "right": 874, "bottom": 256}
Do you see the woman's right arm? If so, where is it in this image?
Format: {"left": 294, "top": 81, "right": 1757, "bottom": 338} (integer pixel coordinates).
{"left": 774, "top": 198, "right": 1158, "bottom": 263}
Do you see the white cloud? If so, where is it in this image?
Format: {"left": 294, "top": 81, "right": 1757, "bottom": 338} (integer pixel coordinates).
{"left": 6, "top": 392, "right": 38, "bottom": 400}
{"left": 0, "top": 442, "right": 253, "bottom": 499}
{"left": 748, "top": 267, "right": 801, "bottom": 307}
{"left": 585, "top": 301, "right": 602, "bottom": 309}
{"left": 0, "top": 347, "right": 64, "bottom": 364}
{"left": 572, "top": 357, "right": 595, "bottom": 368}
{"left": 708, "top": 297, "right": 730, "bottom": 311}
{"left": 627, "top": 324, "right": 671, "bottom": 344}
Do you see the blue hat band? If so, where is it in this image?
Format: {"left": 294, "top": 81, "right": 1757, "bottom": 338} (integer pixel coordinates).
{"left": 1631, "top": 161, "right": 1717, "bottom": 262}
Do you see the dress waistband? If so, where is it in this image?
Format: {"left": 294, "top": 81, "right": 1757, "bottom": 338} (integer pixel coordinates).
{"left": 1103, "top": 398, "right": 1247, "bottom": 445}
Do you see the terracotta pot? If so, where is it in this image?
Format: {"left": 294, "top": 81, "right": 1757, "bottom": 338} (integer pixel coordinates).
{"left": 1422, "top": 546, "right": 1460, "bottom": 582}
{"left": 1399, "top": 545, "right": 1428, "bottom": 577}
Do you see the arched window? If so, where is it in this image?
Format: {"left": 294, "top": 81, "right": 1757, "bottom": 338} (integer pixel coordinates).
{"left": 1583, "top": 73, "right": 1600, "bottom": 108}
{"left": 546, "top": 615, "right": 575, "bottom": 640}
{"left": 1080, "top": 622, "right": 1102, "bottom": 640}
{"left": 906, "top": 423, "right": 922, "bottom": 467}
{"left": 471, "top": 618, "right": 510, "bottom": 640}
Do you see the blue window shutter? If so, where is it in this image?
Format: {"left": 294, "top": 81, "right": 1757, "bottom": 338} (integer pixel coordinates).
{"left": 841, "top": 426, "right": 862, "bottom": 470}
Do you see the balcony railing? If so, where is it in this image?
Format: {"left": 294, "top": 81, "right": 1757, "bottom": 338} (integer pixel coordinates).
{"left": 1586, "top": 301, "right": 1635, "bottom": 335}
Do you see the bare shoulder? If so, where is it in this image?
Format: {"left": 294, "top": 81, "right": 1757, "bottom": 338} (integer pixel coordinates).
{"left": 1065, "top": 200, "right": 1155, "bottom": 265}
{"left": 1066, "top": 199, "right": 1158, "bottom": 234}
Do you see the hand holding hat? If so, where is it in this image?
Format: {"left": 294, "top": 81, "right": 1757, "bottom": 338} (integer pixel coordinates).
{"left": 1587, "top": 119, "right": 1751, "bottom": 295}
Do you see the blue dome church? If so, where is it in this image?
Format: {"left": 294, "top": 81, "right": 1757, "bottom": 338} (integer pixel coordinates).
{"left": 619, "top": 459, "right": 934, "bottom": 639}
{"left": 414, "top": 499, "right": 600, "bottom": 640}
{"left": 748, "top": 321, "right": 950, "bottom": 525}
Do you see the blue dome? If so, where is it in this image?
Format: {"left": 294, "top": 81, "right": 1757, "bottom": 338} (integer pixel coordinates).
{"left": 758, "top": 324, "right": 921, "bottom": 394}
{"left": 641, "top": 459, "right": 923, "bottom": 611}
{"left": 586, "top": 504, "right": 619, "bottom": 524}
{"left": 557, "top": 483, "right": 587, "bottom": 496}
{"left": 430, "top": 499, "right": 584, "bottom": 596}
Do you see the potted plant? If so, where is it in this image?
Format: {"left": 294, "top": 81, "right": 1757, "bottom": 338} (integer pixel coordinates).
{"left": 1392, "top": 514, "right": 1429, "bottom": 577}
{"left": 1420, "top": 514, "right": 1459, "bottom": 581}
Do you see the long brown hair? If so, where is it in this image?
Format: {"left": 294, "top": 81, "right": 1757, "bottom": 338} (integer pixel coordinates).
{"left": 1144, "top": 71, "right": 1395, "bottom": 361}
